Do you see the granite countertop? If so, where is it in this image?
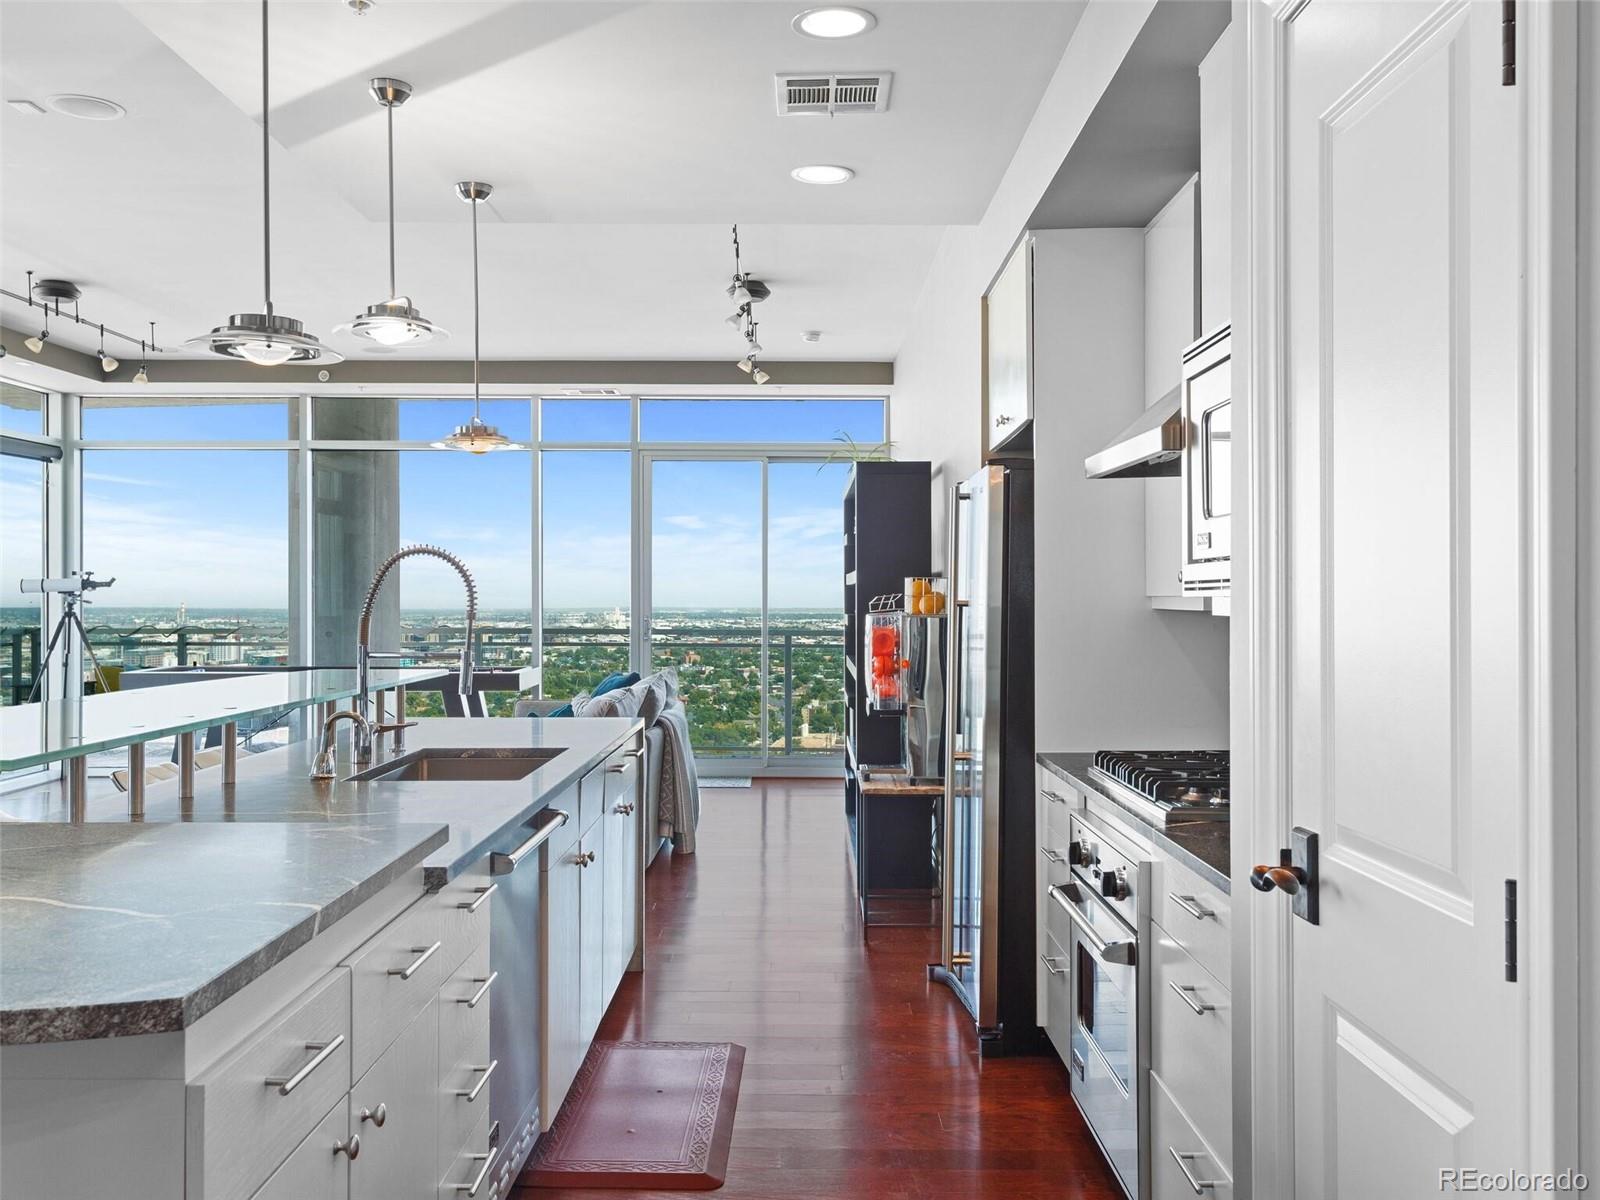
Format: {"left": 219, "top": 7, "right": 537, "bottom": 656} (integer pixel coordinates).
{"left": 0, "top": 716, "right": 641, "bottom": 1045}
{"left": 0, "top": 819, "right": 447, "bottom": 1044}
{"left": 1037, "top": 752, "right": 1231, "bottom": 893}
{"left": 14, "top": 716, "right": 643, "bottom": 890}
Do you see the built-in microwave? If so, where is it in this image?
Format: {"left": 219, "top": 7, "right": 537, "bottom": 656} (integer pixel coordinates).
{"left": 1180, "top": 326, "right": 1231, "bottom": 593}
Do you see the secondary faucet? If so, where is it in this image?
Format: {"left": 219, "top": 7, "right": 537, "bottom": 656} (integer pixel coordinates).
{"left": 355, "top": 544, "right": 478, "bottom": 763}
{"left": 310, "top": 709, "right": 371, "bottom": 780}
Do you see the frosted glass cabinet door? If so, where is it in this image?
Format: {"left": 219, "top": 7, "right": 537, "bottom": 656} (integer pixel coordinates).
{"left": 984, "top": 236, "right": 1033, "bottom": 453}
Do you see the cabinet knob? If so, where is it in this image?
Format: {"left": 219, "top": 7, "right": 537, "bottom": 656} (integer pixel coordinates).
{"left": 576, "top": 849, "right": 596, "bottom": 867}
{"left": 334, "top": 1134, "right": 361, "bottom": 1161}
{"left": 360, "top": 1103, "right": 387, "bottom": 1128}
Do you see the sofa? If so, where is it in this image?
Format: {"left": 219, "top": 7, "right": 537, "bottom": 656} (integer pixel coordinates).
{"left": 514, "top": 690, "right": 691, "bottom": 866}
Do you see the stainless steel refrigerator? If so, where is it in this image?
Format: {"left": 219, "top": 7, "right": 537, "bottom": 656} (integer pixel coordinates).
{"left": 929, "top": 461, "right": 1037, "bottom": 1056}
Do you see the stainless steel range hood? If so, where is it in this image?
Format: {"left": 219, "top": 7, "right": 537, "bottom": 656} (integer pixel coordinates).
{"left": 1083, "top": 387, "right": 1183, "bottom": 479}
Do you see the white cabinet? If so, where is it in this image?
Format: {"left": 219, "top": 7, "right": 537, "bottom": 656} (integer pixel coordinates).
{"left": 603, "top": 750, "right": 643, "bottom": 992}
{"left": 349, "top": 995, "right": 438, "bottom": 1200}
{"left": 539, "top": 829, "right": 586, "bottom": 1129}
{"left": 984, "top": 235, "right": 1034, "bottom": 453}
{"left": 577, "top": 823, "right": 606, "bottom": 1045}
{"left": 1143, "top": 180, "right": 1200, "bottom": 605}
{"left": 539, "top": 737, "right": 647, "bottom": 1131}
{"left": 1198, "top": 24, "right": 1235, "bottom": 333}
{"left": 252, "top": 1102, "right": 352, "bottom": 1200}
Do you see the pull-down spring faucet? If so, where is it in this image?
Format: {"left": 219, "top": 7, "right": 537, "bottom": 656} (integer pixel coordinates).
{"left": 354, "top": 545, "right": 478, "bottom": 762}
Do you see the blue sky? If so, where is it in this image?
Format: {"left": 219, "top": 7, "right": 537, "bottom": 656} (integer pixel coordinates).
{"left": 5, "top": 398, "right": 878, "bottom": 612}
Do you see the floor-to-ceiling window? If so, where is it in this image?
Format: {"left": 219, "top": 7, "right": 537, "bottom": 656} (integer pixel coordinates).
{"left": 0, "top": 384, "right": 53, "bottom": 708}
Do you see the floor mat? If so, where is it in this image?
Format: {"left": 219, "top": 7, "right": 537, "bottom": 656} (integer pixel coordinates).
{"left": 522, "top": 1041, "right": 746, "bottom": 1190}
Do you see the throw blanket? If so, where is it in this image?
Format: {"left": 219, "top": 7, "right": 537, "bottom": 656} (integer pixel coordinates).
{"left": 655, "top": 704, "right": 700, "bottom": 854}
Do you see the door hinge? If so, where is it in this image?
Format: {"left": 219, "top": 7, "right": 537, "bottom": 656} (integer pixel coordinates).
{"left": 1504, "top": 879, "right": 1518, "bottom": 982}
{"left": 1501, "top": 0, "right": 1516, "bottom": 86}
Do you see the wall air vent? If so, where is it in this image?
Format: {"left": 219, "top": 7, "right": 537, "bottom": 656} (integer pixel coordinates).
{"left": 559, "top": 387, "right": 624, "bottom": 397}
{"left": 775, "top": 72, "right": 892, "bottom": 116}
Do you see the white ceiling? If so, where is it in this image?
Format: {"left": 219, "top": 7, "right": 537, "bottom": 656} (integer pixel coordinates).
{"left": 0, "top": 0, "right": 1086, "bottom": 364}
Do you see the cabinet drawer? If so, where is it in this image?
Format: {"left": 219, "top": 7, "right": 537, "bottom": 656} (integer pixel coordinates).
{"left": 346, "top": 895, "right": 446, "bottom": 1081}
{"left": 438, "top": 1108, "right": 495, "bottom": 1200}
{"left": 1039, "top": 928, "right": 1071, "bottom": 1063}
{"left": 1150, "top": 1070, "right": 1233, "bottom": 1200}
{"left": 437, "top": 859, "right": 494, "bottom": 978}
{"left": 438, "top": 938, "right": 494, "bottom": 1175}
{"left": 1151, "top": 930, "right": 1232, "bottom": 1172}
{"left": 249, "top": 1100, "right": 351, "bottom": 1200}
{"left": 602, "top": 738, "right": 644, "bottom": 810}
{"left": 1038, "top": 772, "right": 1077, "bottom": 845}
{"left": 578, "top": 755, "right": 608, "bottom": 833}
{"left": 189, "top": 970, "right": 351, "bottom": 1200}
{"left": 1153, "top": 852, "right": 1232, "bottom": 988}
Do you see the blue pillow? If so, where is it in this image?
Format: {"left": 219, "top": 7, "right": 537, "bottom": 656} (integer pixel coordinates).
{"left": 537, "top": 671, "right": 639, "bottom": 718}
{"left": 593, "top": 671, "right": 639, "bottom": 697}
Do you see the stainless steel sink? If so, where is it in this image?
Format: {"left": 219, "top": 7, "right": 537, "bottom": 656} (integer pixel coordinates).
{"left": 348, "top": 747, "right": 561, "bottom": 783}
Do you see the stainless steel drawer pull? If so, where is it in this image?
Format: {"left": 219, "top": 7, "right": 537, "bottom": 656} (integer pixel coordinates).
{"left": 607, "top": 762, "right": 627, "bottom": 773}
{"left": 625, "top": 747, "right": 646, "bottom": 760}
{"left": 1169, "top": 1148, "right": 1218, "bottom": 1193}
{"left": 458, "top": 883, "right": 498, "bottom": 913}
{"left": 360, "top": 1103, "right": 387, "bottom": 1128}
{"left": 454, "top": 1146, "right": 499, "bottom": 1196}
{"left": 1168, "top": 892, "right": 1216, "bottom": 921}
{"left": 491, "top": 808, "right": 570, "bottom": 876}
{"left": 389, "top": 940, "right": 441, "bottom": 980}
{"left": 457, "top": 1059, "right": 498, "bottom": 1103}
{"left": 1042, "top": 789, "right": 1070, "bottom": 805}
{"left": 461, "top": 971, "right": 498, "bottom": 1009}
{"left": 264, "top": 1035, "right": 345, "bottom": 1095}
{"left": 1038, "top": 954, "right": 1067, "bottom": 977}
{"left": 334, "top": 1134, "right": 361, "bottom": 1161}
{"left": 1042, "top": 847, "right": 1067, "bottom": 864}
{"left": 1169, "top": 981, "right": 1216, "bottom": 1015}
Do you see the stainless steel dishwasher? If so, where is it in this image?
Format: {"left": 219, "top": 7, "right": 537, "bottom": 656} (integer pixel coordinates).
{"left": 488, "top": 797, "right": 572, "bottom": 1191}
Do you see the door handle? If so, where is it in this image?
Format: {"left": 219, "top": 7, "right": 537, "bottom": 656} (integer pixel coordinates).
{"left": 1250, "top": 826, "right": 1319, "bottom": 924}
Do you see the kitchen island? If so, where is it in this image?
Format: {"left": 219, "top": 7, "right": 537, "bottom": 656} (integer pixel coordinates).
{"left": 0, "top": 715, "right": 647, "bottom": 1200}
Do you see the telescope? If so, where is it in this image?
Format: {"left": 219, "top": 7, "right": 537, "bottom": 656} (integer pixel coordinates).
{"left": 19, "top": 571, "right": 115, "bottom": 595}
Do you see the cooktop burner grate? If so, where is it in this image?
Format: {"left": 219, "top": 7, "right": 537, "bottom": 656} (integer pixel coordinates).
{"left": 1089, "top": 750, "right": 1231, "bottom": 823}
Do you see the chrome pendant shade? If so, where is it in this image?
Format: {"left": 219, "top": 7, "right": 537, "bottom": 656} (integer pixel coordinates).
{"left": 434, "top": 181, "right": 522, "bottom": 454}
{"left": 336, "top": 77, "right": 446, "bottom": 348}
{"left": 187, "top": 0, "right": 341, "bottom": 366}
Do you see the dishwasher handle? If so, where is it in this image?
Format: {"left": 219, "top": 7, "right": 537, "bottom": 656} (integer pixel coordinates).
{"left": 491, "top": 807, "right": 570, "bottom": 876}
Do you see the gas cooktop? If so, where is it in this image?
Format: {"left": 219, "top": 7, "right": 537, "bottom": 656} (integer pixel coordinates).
{"left": 1088, "top": 749, "right": 1231, "bottom": 827}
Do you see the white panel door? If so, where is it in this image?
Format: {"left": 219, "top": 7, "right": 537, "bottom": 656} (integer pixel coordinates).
{"left": 1279, "top": 1, "right": 1527, "bottom": 1194}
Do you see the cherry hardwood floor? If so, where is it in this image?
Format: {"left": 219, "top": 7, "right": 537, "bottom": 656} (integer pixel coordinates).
{"left": 517, "top": 779, "right": 1123, "bottom": 1200}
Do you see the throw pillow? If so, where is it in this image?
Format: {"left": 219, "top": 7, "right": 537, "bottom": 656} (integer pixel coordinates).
{"left": 628, "top": 672, "right": 671, "bottom": 726}
{"left": 593, "top": 671, "right": 640, "bottom": 697}
{"left": 544, "top": 701, "right": 574, "bottom": 718}
{"left": 575, "top": 686, "right": 643, "bottom": 719}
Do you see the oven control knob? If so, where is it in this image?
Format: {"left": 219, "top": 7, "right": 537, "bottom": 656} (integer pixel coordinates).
{"left": 1068, "top": 839, "right": 1093, "bottom": 866}
{"left": 1100, "top": 868, "right": 1130, "bottom": 901}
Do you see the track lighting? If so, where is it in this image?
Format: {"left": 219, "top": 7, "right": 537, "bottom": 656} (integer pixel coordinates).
{"left": 337, "top": 78, "right": 446, "bottom": 348}
{"left": 132, "top": 323, "right": 152, "bottom": 384}
{"left": 731, "top": 283, "right": 752, "bottom": 307}
{"left": 96, "top": 324, "right": 118, "bottom": 373}
{"left": 725, "top": 311, "right": 744, "bottom": 328}
{"left": 747, "top": 338, "right": 763, "bottom": 356}
{"left": 25, "top": 327, "right": 46, "bottom": 355}
{"left": 753, "top": 368, "right": 771, "bottom": 385}
{"left": 737, "top": 358, "right": 754, "bottom": 374}
{"left": 188, "top": 0, "right": 341, "bottom": 365}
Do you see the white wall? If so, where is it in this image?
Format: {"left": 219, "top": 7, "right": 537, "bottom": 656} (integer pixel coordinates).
{"left": 1031, "top": 230, "right": 1229, "bottom": 750}
{"left": 891, "top": 0, "right": 1161, "bottom": 546}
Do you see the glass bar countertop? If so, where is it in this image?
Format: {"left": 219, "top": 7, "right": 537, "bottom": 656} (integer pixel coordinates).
{"left": 0, "top": 668, "right": 448, "bottom": 772}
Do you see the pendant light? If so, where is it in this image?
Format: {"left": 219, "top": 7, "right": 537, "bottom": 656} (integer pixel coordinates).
{"left": 96, "top": 324, "right": 119, "bottom": 373}
{"left": 334, "top": 78, "right": 445, "bottom": 348}
{"left": 433, "top": 182, "right": 522, "bottom": 453}
{"left": 133, "top": 322, "right": 153, "bottom": 384}
{"left": 186, "top": 0, "right": 341, "bottom": 366}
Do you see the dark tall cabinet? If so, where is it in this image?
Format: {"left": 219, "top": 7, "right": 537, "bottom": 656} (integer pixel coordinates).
{"left": 842, "top": 461, "right": 933, "bottom": 920}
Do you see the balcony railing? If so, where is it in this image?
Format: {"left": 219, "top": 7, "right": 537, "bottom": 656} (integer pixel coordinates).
{"left": 542, "top": 624, "right": 845, "bottom": 759}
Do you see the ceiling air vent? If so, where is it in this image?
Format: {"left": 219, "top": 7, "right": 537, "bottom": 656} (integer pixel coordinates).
{"left": 775, "top": 72, "right": 892, "bottom": 116}
{"left": 559, "top": 387, "right": 624, "bottom": 397}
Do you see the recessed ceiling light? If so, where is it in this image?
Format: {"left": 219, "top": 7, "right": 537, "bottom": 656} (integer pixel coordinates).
{"left": 792, "top": 7, "right": 876, "bottom": 38}
{"left": 47, "top": 94, "right": 126, "bottom": 121}
{"left": 791, "top": 164, "right": 854, "bottom": 186}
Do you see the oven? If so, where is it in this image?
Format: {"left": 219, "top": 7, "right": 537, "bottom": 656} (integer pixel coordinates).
{"left": 1049, "top": 814, "right": 1149, "bottom": 1199}
{"left": 1180, "top": 325, "right": 1232, "bottom": 593}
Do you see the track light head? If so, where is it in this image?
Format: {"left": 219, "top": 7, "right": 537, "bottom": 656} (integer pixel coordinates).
{"left": 132, "top": 365, "right": 149, "bottom": 385}
{"left": 753, "top": 368, "right": 772, "bottom": 385}
{"left": 25, "top": 331, "right": 46, "bottom": 354}
{"left": 98, "top": 350, "right": 119, "bottom": 373}
{"left": 736, "top": 357, "right": 754, "bottom": 374}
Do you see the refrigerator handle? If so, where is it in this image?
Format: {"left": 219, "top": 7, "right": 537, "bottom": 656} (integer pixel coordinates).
{"left": 939, "top": 484, "right": 971, "bottom": 969}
